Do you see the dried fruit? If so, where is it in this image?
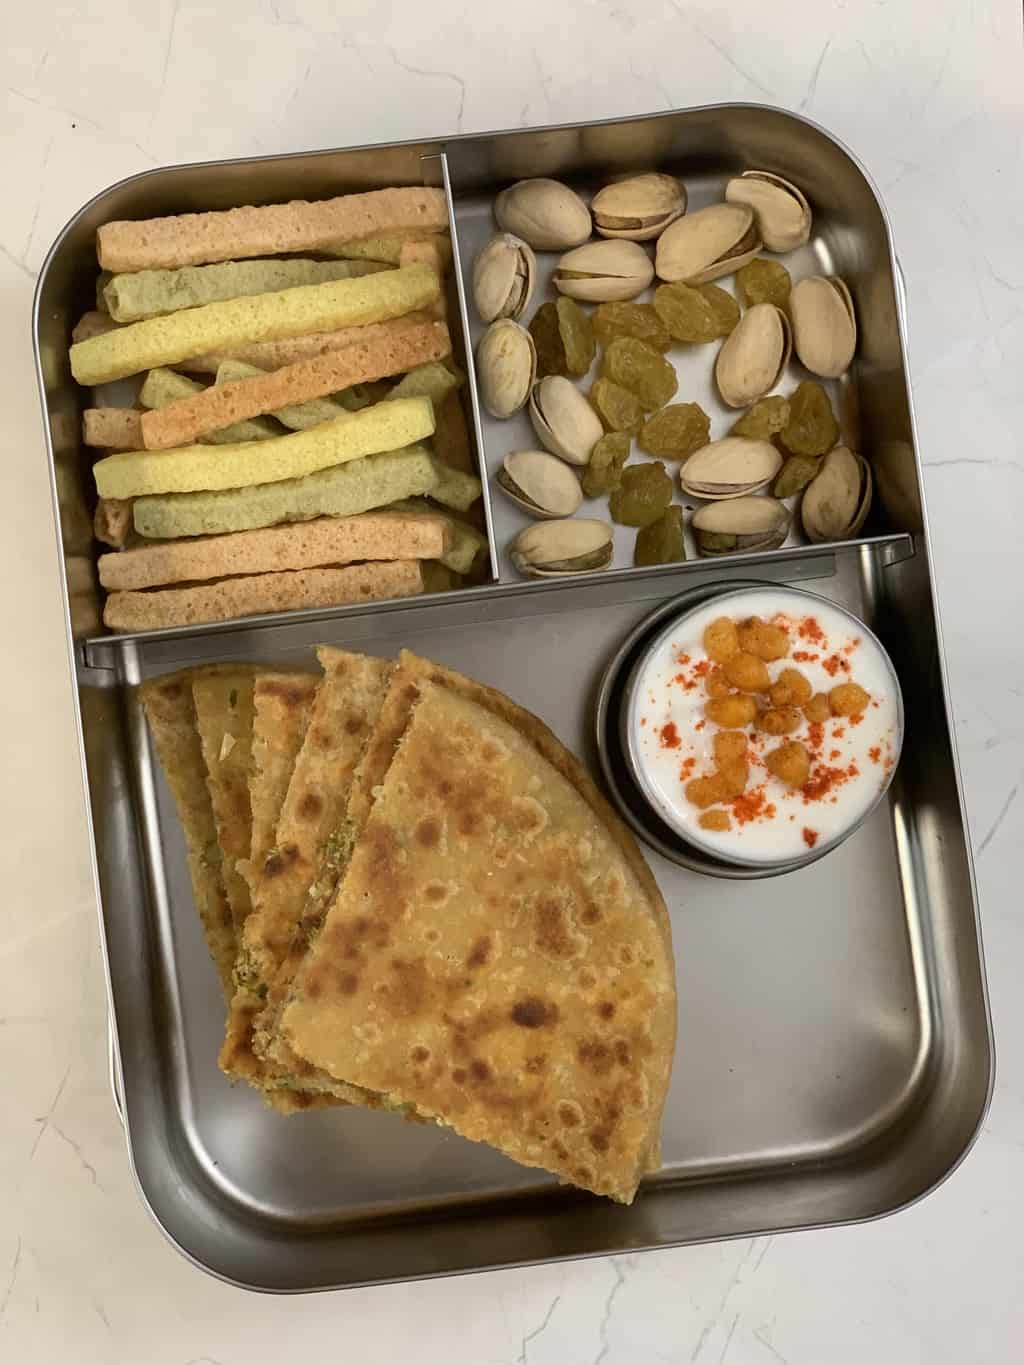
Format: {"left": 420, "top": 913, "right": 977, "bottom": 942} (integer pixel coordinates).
{"left": 592, "top": 302, "right": 671, "bottom": 352}
{"left": 581, "top": 431, "right": 631, "bottom": 497}
{"left": 736, "top": 258, "right": 792, "bottom": 309}
{"left": 601, "top": 337, "right": 678, "bottom": 410}
{"left": 731, "top": 395, "right": 790, "bottom": 440}
{"left": 653, "top": 282, "right": 719, "bottom": 343}
{"left": 764, "top": 740, "right": 811, "bottom": 787}
{"left": 737, "top": 616, "right": 789, "bottom": 661}
{"left": 634, "top": 505, "right": 685, "bottom": 565}
{"left": 638, "top": 404, "right": 710, "bottom": 461}
{"left": 590, "top": 377, "right": 645, "bottom": 433}
{"left": 724, "top": 651, "right": 770, "bottom": 692}
{"left": 773, "top": 456, "right": 820, "bottom": 500}
{"left": 556, "top": 297, "right": 596, "bottom": 377}
{"left": 699, "top": 283, "right": 741, "bottom": 336}
{"left": 829, "top": 682, "right": 870, "bottom": 717}
{"left": 529, "top": 301, "right": 570, "bottom": 378}
{"left": 608, "top": 461, "right": 673, "bottom": 526}
{"left": 704, "top": 617, "right": 740, "bottom": 664}
{"left": 780, "top": 380, "right": 838, "bottom": 457}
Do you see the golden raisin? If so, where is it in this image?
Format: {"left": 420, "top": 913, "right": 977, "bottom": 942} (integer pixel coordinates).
{"left": 757, "top": 706, "right": 803, "bottom": 735}
{"left": 686, "top": 774, "right": 727, "bottom": 809}
{"left": 717, "top": 758, "right": 749, "bottom": 798}
{"left": 713, "top": 730, "right": 748, "bottom": 765}
{"left": 770, "top": 667, "right": 812, "bottom": 707}
{"left": 699, "top": 809, "right": 732, "bottom": 832}
{"left": 724, "top": 651, "right": 771, "bottom": 692}
{"left": 830, "top": 682, "right": 871, "bottom": 716}
{"left": 804, "top": 692, "right": 831, "bottom": 723}
{"left": 764, "top": 741, "right": 811, "bottom": 787}
{"left": 706, "top": 694, "right": 758, "bottom": 727}
{"left": 737, "top": 616, "right": 790, "bottom": 661}
{"left": 703, "top": 617, "right": 740, "bottom": 664}
{"left": 705, "top": 667, "right": 731, "bottom": 699}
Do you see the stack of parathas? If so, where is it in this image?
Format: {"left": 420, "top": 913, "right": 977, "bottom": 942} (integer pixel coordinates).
{"left": 140, "top": 648, "right": 676, "bottom": 1202}
{"left": 72, "top": 186, "right": 489, "bottom": 632}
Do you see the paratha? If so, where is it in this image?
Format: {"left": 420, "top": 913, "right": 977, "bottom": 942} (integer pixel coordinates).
{"left": 138, "top": 669, "right": 237, "bottom": 997}
{"left": 279, "top": 651, "right": 676, "bottom": 1203}
{"left": 220, "top": 648, "right": 391, "bottom": 1105}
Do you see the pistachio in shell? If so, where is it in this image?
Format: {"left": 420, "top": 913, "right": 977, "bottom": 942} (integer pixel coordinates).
{"left": 679, "top": 436, "right": 782, "bottom": 500}
{"left": 725, "top": 171, "right": 811, "bottom": 252}
{"left": 496, "top": 449, "right": 583, "bottom": 519}
{"left": 476, "top": 318, "right": 536, "bottom": 419}
{"left": 801, "top": 446, "right": 873, "bottom": 542}
{"left": 494, "top": 178, "right": 592, "bottom": 251}
{"left": 714, "top": 303, "right": 792, "bottom": 408}
{"left": 592, "top": 172, "right": 686, "bottom": 241}
{"left": 472, "top": 232, "right": 536, "bottom": 323}
{"left": 655, "top": 202, "right": 761, "bottom": 285}
{"left": 789, "top": 275, "right": 857, "bottom": 378}
{"left": 510, "top": 518, "right": 613, "bottom": 577}
{"left": 529, "top": 375, "right": 604, "bottom": 467}
{"left": 773, "top": 455, "right": 820, "bottom": 500}
{"left": 553, "top": 239, "right": 655, "bottom": 303}
{"left": 692, "top": 496, "right": 791, "bottom": 557}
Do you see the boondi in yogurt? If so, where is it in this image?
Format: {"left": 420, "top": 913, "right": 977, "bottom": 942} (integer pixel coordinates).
{"left": 629, "top": 589, "right": 901, "bottom": 864}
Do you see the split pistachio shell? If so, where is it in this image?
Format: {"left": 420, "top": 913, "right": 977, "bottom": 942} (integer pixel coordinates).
{"left": 692, "top": 496, "right": 791, "bottom": 557}
{"left": 496, "top": 449, "right": 583, "bottom": 519}
{"left": 529, "top": 375, "right": 604, "bottom": 467}
{"left": 679, "top": 436, "right": 782, "bottom": 500}
{"left": 714, "top": 303, "right": 792, "bottom": 408}
{"left": 494, "top": 178, "right": 592, "bottom": 251}
{"left": 789, "top": 275, "right": 857, "bottom": 377}
{"left": 553, "top": 239, "right": 655, "bottom": 303}
{"left": 725, "top": 171, "right": 811, "bottom": 252}
{"left": 592, "top": 173, "right": 686, "bottom": 241}
{"left": 477, "top": 319, "right": 536, "bottom": 419}
{"left": 510, "top": 518, "right": 613, "bottom": 577}
{"left": 472, "top": 233, "right": 536, "bottom": 323}
{"left": 655, "top": 202, "right": 761, "bottom": 284}
{"left": 801, "top": 446, "right": 873, "bottom": 542}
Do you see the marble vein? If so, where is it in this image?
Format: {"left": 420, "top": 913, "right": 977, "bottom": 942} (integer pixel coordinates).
{"left": 0, "top": 1238, "right": 22, "bottom": 1318}
{"left": 29, "top": 1064, "right": 71, "bottom": 1159}
{"left": 798, "top": 39, "right": 832, "bottom": 111}
{"left": 592, "top": 1259, "right": 627, "bottom": 1365}
{"left": 977, "top": 783, "right": 1018, "bottom": 857}
{"left": 384, "top": 47, "right": 466, "bottom": 132}
{"left": 516, "top": 1293, "right": 560, "bottom": 1365}
{"left": 664, "top": 2, "right": 776, "bottom": 99}
{"left": 51, "top": 1123, "right": 101, "bottom": 1189}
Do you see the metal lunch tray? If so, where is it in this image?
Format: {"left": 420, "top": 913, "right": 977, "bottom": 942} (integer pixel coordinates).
{"left": 35, "top": 105, "right": 992, "bottom": 1292}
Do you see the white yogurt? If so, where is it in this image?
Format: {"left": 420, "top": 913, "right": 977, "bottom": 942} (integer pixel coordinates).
{"left": 626, "top": 588, "right": 902, "bottom": 865}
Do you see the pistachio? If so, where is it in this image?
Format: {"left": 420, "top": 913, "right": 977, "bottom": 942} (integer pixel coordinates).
{"left": 655, "top": 202, "right": 761, "bottom": 284}
{"left": 714, "top": 303, "right": 792, "bottom": 408}
{"left": 692, "top": 496, "right": 791, "bottom": 557}
{"left": 510, "top": 518, "right": 613, "bottom": 577}
{"left": 472, "top": 232, "right": 536, "bottom": 323}
{"left": 592, "top": 173, "right": 686, "bottom": 241}
{"left": 494, "top": 178, "right": 592, "bottom": 251}
{"left": 529, "top": 375, "right": 604, "bottom": 467}
{"left": 725, "top": 171, "right": 811, "bottom": 252}
{"left": 679, "top": 437, "right": 782, "bottom": 500}
{"left": 553, "top": 239, "right": 655, "bottom": 303}
{"left": 789, "top": 275, "right": 857, "bottom": 377}
{"left": 476, "top": 319, "right": 536, "bottom": 419}
{"left": 801, "top": 446, "right": 872, "bottom": 542}
{"left": 496, "top": 449, "right": 583, "bottom": 519}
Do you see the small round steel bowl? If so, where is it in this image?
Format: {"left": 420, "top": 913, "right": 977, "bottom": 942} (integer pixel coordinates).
{"left": 595, "top": 582, "right": 904, "bottom": 879}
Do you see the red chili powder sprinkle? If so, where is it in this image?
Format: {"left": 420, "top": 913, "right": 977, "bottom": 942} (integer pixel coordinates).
{"left": 731, "top": 787, "right": 771, "bottom": 824}
{"left": 640, "top": 717, "right": 647, "bottom": 728}
{"left": 679, "top": 757, "right": 696, "bottom": 780}
{"left": 843, "top": 637, "right": 862, "bottom": 655}
{"left": 695, "top": 719, "right": 706, "bottom": 731}
{"left": 829, "top": 748, "right": 841, "bottom": 760}
{"left": 807, "top": 722, "right": 825, "bottom": 754}
{"left": 659, "top": 721, "right": 681, "bottom": 750}
{"left": 676, "top": 652, "right": 692, "bottom": 666}
{"left": 822, "top": 653, "right": 845, "bottom": 677}
{"left": 847, "top": 761, "right": 860, "bottom": 779}
{"left": 850, "top": 712, "right": 864, "bottom": 726}
{"left": 792, "top": 650, "right": 819, "bottom": 663}
{"left": 869, "top": 746, "right": 882, "bottom": 764}
{"left": 833, "top": 726, "right": 846, "bottom": 739}
{"left": 692, "top": 659, "right": 711, "bottom": 678}
{"left": 798, "top": 616, "right": 826, "bottom": 644}
{"left": 802, "top": 827, "right": 820, "bottom": 849}
{"left": 801, "top": 765, "right": 849, "bottom": 803}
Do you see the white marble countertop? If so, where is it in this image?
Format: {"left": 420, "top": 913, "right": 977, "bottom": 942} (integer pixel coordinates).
{"left": 2, "top": 1, "right": 1022, "bottom": 1360}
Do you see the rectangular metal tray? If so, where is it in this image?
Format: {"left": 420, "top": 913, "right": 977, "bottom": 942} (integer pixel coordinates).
{"left": 35, "top": 105, "right": 992, "bottom": 1291}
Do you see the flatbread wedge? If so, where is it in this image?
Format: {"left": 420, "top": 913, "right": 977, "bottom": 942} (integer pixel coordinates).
{"left": 220, "top": 648, "right": 391, "bottom": 1105}
{"left": 279, "top": 651, "right": 676, "bottom": 1203}
{"left": 138, "top": 668, "right": 238, "bottom": 997}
